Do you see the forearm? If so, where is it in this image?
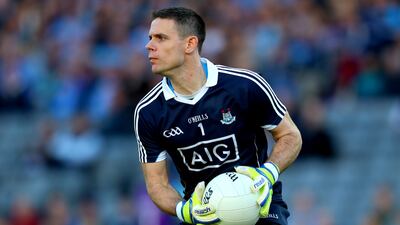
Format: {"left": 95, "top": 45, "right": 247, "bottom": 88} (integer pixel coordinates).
{"left": 268, "top": 113, "right": 302, "bottom": 172}
{"left": 146, "top": 182, "right": 182, "bottom": 216}
{"left": 268, "top": 132, "right": 301, "bottom": 172}
{"left": 142, "top": 161, "right": 182, "bottom": 216}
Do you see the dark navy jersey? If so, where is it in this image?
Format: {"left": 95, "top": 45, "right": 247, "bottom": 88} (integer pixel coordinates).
{"left": 134, "top": 58, "right": 287, "bottom": 198}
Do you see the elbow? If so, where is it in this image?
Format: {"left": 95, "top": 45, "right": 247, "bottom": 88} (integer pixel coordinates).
{"left": 146, "top": 182, "right": 162, "bottom": 200}
{"left": 294, "top": 127, "right": 303, "bottom": 157}
{"left": 145, "top": 181, "right": 160, "bottom": 201}
{"left": 146, "top": 185, "right": 156, "bottom": 198}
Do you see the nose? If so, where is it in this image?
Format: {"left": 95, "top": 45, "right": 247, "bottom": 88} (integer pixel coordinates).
{"left": 145, "top": 40, "right": 155, "bottom": 51}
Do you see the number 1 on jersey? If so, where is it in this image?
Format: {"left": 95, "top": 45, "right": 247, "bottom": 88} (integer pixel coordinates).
{"left": 198, "top": 122, "right": 206, "bottom": 136}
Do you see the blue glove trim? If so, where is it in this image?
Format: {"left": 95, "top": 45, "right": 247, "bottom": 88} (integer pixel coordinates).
{"left": 259, "top": 189, "right": 271, "bottom": 207}
{"left": 261, "top": 162, "right": 279, "bottom": 183}
{"left": 188, "top": 199, "right": 193, "bottom": 223}
{"left": 255, "top": 167, "right": 274, "bottom": 184}
{"left": 180, "top": 201, "right": 186, "bottom": 222}
{"left": 263, "top": 161, "right": 280, "bottom": 173}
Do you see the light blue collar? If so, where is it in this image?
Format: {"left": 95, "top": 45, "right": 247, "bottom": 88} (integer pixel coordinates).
{"left": 167, "top": 59, "right": 209, "bottom": 94}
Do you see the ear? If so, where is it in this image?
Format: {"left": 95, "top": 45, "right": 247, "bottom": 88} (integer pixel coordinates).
{"left": 185, "top": 36, "right": 199, "bottom": 54}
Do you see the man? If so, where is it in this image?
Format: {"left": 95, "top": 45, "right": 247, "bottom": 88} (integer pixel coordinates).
{"left": 134, "top": 7, "right": 302, "bottom": 225}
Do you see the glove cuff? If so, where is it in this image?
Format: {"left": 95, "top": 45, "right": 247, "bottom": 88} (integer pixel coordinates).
{"left": 262, "top": 162, "right": 280, "bottom": 182}
{"left": 176, "top": 201, "right": 184, "bottom": 222}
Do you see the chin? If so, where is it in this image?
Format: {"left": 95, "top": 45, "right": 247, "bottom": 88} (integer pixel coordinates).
{"left": 152, "top": 68, "right": 164, "bottom": 75}
{"left": 151, "top": 62, "right": 178, "bottom": 76}
{"left": 151, "top": 65, "right": 161, "bottom": 73}
{"left": 152, "top": 66, "right": 170, "bottom": 76}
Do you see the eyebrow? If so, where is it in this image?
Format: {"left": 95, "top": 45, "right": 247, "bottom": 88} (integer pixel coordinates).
{"left": 149, "top": 33, "right": 169, "bottom": 39}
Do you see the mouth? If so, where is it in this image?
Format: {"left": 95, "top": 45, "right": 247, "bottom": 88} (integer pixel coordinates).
{"left": 149, "top": 57, "right": 157, "bottom": 63}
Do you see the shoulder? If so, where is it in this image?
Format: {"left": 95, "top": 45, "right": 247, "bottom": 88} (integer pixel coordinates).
{"left": 134, "top": 81, "right": 163, "bottom": 121}
{"left": 216, "top": 65, "right": 270, "bottom": 90}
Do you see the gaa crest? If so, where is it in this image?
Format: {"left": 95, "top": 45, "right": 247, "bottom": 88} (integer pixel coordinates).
{"left": 220, "top": 108, "right": 236, "bottom": 125}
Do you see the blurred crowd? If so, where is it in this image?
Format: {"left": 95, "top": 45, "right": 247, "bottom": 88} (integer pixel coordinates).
{"left": 0, "top": 0, "right": 399, "bottom": 224}
{"left": 1, "top": 0, "right": 400, "bottom": 126}
{"left": 0, "top": 187, "right": 180, "bottom": 225}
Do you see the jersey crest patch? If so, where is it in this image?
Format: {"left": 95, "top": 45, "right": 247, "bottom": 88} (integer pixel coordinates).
{"left": 220, "top": 108, "right": 236, "bottom": 125}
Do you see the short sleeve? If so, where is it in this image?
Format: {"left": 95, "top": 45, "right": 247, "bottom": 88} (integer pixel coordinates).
{"left": 248, "top": 74, "right": 287, "bottom": 130}
{"left": 134, "top": 110, "right": 166, "bottom": 163}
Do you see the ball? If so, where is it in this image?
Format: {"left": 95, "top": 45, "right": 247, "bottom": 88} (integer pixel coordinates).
{"left": 202, "top": 172, "right": 260, "bottom": 225}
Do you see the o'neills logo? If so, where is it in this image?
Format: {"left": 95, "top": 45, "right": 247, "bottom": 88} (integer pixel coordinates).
{"left": 188, "top": 113, "right": 208, "bottom": 124}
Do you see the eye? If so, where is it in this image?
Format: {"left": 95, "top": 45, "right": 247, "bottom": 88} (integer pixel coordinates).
{"left": 158, "top": 35, "right": 167, "bottom": 41}
{"left": 149, "top": 34, "right": 168, "bottom": 42}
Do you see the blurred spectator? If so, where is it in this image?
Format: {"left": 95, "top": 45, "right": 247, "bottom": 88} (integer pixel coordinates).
{"left": 361, "top": 184, "right": 400, "bottom": 225}
{"left": 100, "top": 53, "right": 151, "bottom": 135}
{"left": 75, "top": 193, "right": 100, "bottom": 225}
{"left": 289, "top": 189, "right": 335, "bottom": 225}
{"left": 41, "top": 112, "right": 103, "bottom": 173}
{"left": 42, "top": 193, "right": 74, "bottom": 225}
{"left": 298, "top": 97, "right": 337, "bottom": 160}
{"left": 388, "top": 100, "right": 400, "bottom": 135}
{"left": 354, "top": 53, "right": 385, "bottom": 98}
{"left": 0, "top": 34, "right": 33, "bottom": 112}
{"left": 9, "top": 196, "right": 40, "bottom": 225}
{"left": 49, "top": 54, "right": 96, "bottom": 121}
{"left": 107, "top": 192, "right": 138, "bottom": 225}
{"left": 382, "top": 38, "right": 400, "bottom": 96}
{"left": 35, "top": 117, "right": 56, "bottom": 163}
{"left": 0, "top": 216, "right": 9, "bottom": 225}
{"left": 335, "top": 50, "right": 362, "bottom": 93}
{"left": 1, "top": 0, "right": 400, "bottom": 119}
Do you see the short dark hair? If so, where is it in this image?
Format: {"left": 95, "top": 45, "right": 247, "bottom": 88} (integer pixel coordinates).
{"left": 152, "top": 7, "right": 206, "bottom": 53}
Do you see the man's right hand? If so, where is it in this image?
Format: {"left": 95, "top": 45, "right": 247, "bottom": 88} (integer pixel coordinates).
{"left": 176, "top": 181, "right": 220, "bottom": 224}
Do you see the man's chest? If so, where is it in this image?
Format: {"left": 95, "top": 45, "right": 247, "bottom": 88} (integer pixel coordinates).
{"left": 159, "top": 94, "right": 245, "bottom": 146}
{"left": 156, "top": 94, "right": 254, "bottom": 171}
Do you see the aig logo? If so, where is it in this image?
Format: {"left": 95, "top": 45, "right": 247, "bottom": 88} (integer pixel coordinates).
{"left": 163, "top": 127, "right": 184, "bottom": 138}
{"left": 177, "top": 134, "right": 239, "bottom": 171}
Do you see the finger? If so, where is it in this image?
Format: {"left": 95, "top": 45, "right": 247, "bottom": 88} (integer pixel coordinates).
{"left": 193, "top": 204, "right": 220, "bottom": 225}
{"left": 194, "top": 181, "right": 205, "bottom": 194}
{"left": 251, "top": 175, "right": 267, "bottom": 192}
{"left": 193, "top": 203, "right": 216, "bottom": 216}
{"left": 259, "top": 191, "right": 272, "bottom": 218}
{"left": 235, "top": 166, "right": 255, "bottom": 178}
{"left": 193, "top": 181, "right": 205, "bottom": 204}
{"left": 257, "top": 186, "right": 269, "bottom": 207}
{"left": 259, "top": 203, "right": 271, "bottom": 218}
{"left": 193, "top": 213, "right": 220, "bottom": 225}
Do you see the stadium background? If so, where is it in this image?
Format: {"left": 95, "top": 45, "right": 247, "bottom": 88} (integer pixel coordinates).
{"left": 0, "top": 0, "right": 399, "bottom": 224}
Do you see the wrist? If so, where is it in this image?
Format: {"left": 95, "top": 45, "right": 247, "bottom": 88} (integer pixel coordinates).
{"left": 176, "top": 201, "right": 184, "bottom": 222}
{"left": 262, "top": 162, "right": 280, "bottom": 182}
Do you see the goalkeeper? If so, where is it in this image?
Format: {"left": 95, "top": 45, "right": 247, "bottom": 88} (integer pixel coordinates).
{"left": 134, "top": 7, "right": 302, "bottom": 225}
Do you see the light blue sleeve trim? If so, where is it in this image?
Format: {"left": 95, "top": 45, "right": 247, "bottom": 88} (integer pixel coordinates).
{"left": 155, "top": 151, "right": 167, "bottom": 162}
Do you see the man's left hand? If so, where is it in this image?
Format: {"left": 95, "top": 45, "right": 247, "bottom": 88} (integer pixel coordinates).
{"left": 235, "top": 162, "right": 280, "bottom": 218}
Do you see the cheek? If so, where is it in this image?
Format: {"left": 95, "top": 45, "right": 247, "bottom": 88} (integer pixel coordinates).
{"left": 167, "top": 46, "right": 185, "bottom": 62}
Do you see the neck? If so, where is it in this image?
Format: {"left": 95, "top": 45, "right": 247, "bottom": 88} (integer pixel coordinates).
{"left": 167, "top": 55, "right": 206, "bottom": 96}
